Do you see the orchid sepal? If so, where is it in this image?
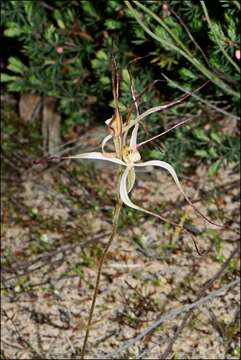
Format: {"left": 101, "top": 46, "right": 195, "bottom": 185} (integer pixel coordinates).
{"left": 62, "top": 152, "right": 126, "bottom": 166}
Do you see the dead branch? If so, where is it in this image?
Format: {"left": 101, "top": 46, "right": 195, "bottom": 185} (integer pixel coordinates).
{"left": 100, "top": 243, "right": 240, "bottom": 359}
{"left": 160, "top": 243, "right": 240, "bottom": 359}
{"left": 2, "top": 309, "right": 44, "bottom": 359}
{"left": 100, "top": 278, "right": 239, "bottom": 359}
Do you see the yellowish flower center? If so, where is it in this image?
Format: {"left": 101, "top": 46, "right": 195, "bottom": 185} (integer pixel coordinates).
{"left": 122, "top": 146, "right": 141, "bottom": 164}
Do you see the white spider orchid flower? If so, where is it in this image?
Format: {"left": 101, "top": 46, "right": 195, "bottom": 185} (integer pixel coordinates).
{"left": 59, "top": 60, "right": 222, "bottom": 230}
{"left": 62, "top": 114, "right": 220, "bottom": 229}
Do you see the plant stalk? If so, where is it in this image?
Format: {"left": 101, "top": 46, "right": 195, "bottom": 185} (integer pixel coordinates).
{"left": 80, "top": 198, "right": 122, "bottom": 359}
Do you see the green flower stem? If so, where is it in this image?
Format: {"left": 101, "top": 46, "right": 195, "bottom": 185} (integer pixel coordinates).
{"left": 80, "top": 186, "right": 123, "bottom": 359}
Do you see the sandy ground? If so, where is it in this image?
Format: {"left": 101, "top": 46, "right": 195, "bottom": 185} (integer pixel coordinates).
{"left": 1, "top": 125, "right": 240, "bottom": 359}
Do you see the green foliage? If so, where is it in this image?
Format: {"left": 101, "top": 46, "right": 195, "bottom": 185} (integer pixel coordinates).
{"left": 1, "top": 0, "right": 159, "bottom": 130}
{"left": 1, "top": 0, "right": 240, "bottom": 163}
{"left": 65, "top": 263, "right": 84, "bottom": 279}
{"left": 126, "top": 0, "right": 240, "bottom": 103}
{"left": 1, "top": 0, "right": 239, "bottom": 125}
{"left": 147, "top": 122, "right": 240, "bottom": 176}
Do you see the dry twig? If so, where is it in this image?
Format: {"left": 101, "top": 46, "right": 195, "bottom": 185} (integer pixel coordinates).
{"left": 100, "top": 243, "right": 240, "bottom": 359}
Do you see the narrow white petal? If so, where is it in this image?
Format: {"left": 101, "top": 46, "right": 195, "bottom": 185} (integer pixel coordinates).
{"left": 63, "top": 152, "right": 126, "bottom": 166}
{"left": 127, "top": 167, "right": 136, "bottom": 193}
{"left": 124, "top": 97, "right": 189, "bottom": 135}
{"left": 134, "top": 160, "right": 221, "bottom": 226}
{"left": 119, "top": 167, "right": 203, "bottom": 239}
{"left": 120, "top": 167, "right": 142, "bottom": 211}
{"left": 124, "top": 82, "right": 211, "bottom": 135}
{"left": 105, "top": 117, "right": 112, "bottom": 125}
{"left": 120, "top": 167, "right": 173, "bottom": 221}
{"left": 101, "top": 134, "right": 113, "bottom": 154}
{"left": 130, "top": 123, "right": 139, "bottom": 149}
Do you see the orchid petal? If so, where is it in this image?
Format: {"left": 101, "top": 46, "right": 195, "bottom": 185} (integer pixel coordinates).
{"left": 130, "top": 123, "right": 139, "bottom": 149}
{"left": 105, "top": 117, "right": 112, "bottom": 126}
{"left": 101, "top": 134, "right": 114, "bottom": 154}
{"left": 63, "top": 152, "right": 126, "bottom": 166}
{"left": 127, "top": 167, "right": 136, "bottom": 193}
{"left": 119, "top": 167, "right": 181, "bottom": 226}
{"left": 124, "top": 99, "right": 188, "bottom": 135}
{"left": 137, "top": 116, "right": 196, "bottom": 148}
{"left": 123, "top": 82, "right": 211, "bottom": 136}
{"left": 119, "top": 166, "right": 216, "bottom": 252}
{"left": 134, "top": 160, "right": 221, "bottom": 227}
{"left": 120, "top": 167, "right": 147, "bottom": 212}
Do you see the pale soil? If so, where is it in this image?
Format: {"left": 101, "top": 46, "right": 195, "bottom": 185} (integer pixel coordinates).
{"left": 1, "top": 127, "right": 240, "bottom": 360}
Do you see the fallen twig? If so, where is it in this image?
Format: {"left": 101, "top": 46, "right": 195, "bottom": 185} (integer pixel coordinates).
{"left": 100, "top": 278, "right": 239, "bottom": 359}
{"left": 160, "top": 243, "right": 240, "bottom": 359}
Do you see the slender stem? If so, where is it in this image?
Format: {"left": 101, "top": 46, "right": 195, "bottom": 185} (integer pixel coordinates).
{"left": 80, "top": 199, "right": 122, "bottom": 359}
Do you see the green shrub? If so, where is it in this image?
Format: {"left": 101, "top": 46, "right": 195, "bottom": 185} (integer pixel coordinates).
{"left": 1, "top": 0, "right": 160, "bottom": 131}
{"left": 1, "top": 0, "right": 240, "bottom": 171}
{"left": 126, "top": 1, "right": 240, "bottom": 102}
